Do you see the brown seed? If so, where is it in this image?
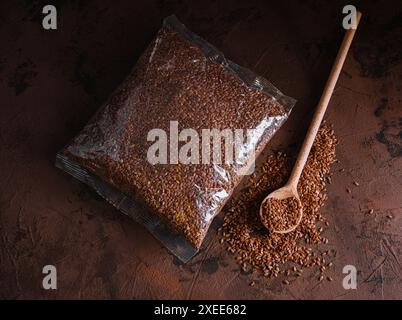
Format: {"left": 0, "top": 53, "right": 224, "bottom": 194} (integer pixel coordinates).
{"left": 61, "top": 18, "right": 294, "bottom": 252}
{"left": 218, "top": 125, "right": 337, "bottom": 279}
{"left": 319, "top": 275, "right": 324, "bottom": 281}
{"left": 283, "top": 280, "right": 290, "bottom": 285}
{"left": 249, "top": 281, "right": 255, "bottom": 287}
{"left": 353, "top": 181, "right": 359, "bottom": 186}
{"left": 261, "top": 197, "right": 301, "bottom": 233}
{"left": 327, "top": 276, "right": 333, "bottom": 281}
{"left": 368, "top": 209, "right": 374, "bottom": 214}
{"left": 347, "top": 188, "right": 352, "bottom": 194}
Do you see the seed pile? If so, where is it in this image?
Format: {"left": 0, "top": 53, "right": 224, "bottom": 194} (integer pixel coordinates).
{"left": 61, "top": 16, "right": 294, "bottom": 249}
{"left": 261, "top": 197, "right": 301, "bottom": 232}
{"left": 219, "top": 125, "right": 337, "bottom": 279}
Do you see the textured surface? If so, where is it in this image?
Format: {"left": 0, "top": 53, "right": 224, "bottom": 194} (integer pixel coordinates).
{"left": 0, "top": 0, "right": 401, "bottom": 299}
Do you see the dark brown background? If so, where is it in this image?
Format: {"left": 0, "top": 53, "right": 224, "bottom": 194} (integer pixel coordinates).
{"left": 0, "top": 0, "right": 401, "bottom": 299}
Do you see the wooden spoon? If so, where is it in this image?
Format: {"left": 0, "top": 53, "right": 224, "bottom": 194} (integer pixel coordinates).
{"left": 260, "top": 11, "right": 362, "bottom": 234}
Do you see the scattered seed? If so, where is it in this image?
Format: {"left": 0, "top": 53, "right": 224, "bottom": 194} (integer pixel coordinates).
{"left": 283, "top": 280, "right": 290, "bottom": 285}
{"left": 353, "top": 181, "right": 359, "bottom": 186}
{"left": 219, "top": 126, "right": 337, "bottom": 282}
{"left": 327, "top": 276, "right": 333, "bottom": 281}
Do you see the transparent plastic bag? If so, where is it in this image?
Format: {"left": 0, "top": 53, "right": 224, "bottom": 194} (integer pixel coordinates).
{"left": 56, "top": 15, "right": 296, "bottom": 262}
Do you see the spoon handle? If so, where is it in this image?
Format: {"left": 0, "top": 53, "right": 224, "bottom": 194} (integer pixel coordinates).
{"left": 287, "top": 11, "right": 362, "bottom": 189}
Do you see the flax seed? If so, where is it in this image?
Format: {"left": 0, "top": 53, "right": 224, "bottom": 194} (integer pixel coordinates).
{"left": 261, "top": 197, "right": 301, "bottom": 232}
{"left": 60, "top": 16, "right": 294, "bottom": 253}
{"left": 219, "top": 125, "right": 337, "bottom": 282}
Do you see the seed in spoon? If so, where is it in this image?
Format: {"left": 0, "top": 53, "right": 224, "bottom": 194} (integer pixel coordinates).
{"left": 261, "top": 197, "right": 302, "bottom": 232}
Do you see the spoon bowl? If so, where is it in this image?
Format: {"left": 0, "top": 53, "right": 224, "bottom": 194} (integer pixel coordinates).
{"left": 259, "top": 185, "right": 303, "bottom": 234}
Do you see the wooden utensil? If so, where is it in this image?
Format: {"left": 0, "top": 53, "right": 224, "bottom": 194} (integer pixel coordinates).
{"left": 259, "top": 11, "right": 362, "bottom": 233}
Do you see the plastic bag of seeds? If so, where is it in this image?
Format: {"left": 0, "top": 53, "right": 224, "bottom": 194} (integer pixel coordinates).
{"left": 56, "top": 15, "right": 296, "bottom": 262}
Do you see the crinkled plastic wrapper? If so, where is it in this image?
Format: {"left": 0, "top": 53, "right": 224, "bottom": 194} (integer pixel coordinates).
{"left": 56, "top": 15, "right": 296, "bottom": 262}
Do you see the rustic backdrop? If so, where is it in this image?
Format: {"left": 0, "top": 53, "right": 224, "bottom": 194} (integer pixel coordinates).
{"left": 0, "top": 0, "right": 401, "bottom": 299}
